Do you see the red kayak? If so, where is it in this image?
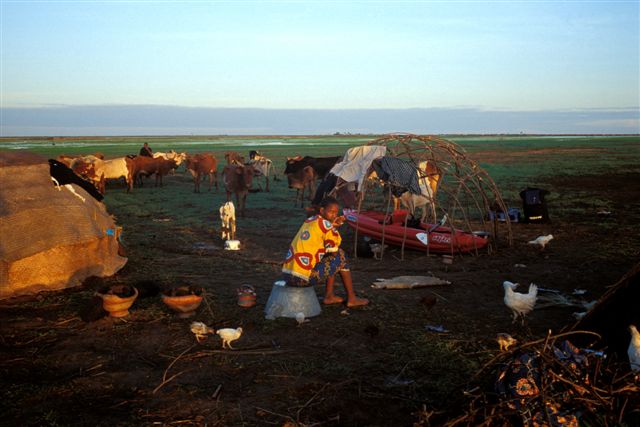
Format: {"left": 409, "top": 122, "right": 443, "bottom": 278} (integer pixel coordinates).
{"left": 344, "top": 209, "right": 489, "bottom": 254}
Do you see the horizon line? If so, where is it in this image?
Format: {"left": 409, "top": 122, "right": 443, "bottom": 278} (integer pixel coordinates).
{"left": 3, "top": 104, "right": 639, "bottom": 113}
{"left": 2, "top": 133, "right": 639, "bottom": 140}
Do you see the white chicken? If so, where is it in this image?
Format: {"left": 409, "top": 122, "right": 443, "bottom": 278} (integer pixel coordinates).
{"left": 190, "top": 321, "right": 215, "bottom": 343}
{"left": 527, "top": 234, "right": 554, "bottom": 250}
{"left": 369, "top": 243, "right": 388, "bottom": 260}
{"left": 216, "top": 327, "right": 243, "bottom": 349}
{"left": 628, "top": 325, "right": 640, "bottom": 372}
{"left": 295, "top": 312, "right": 308, "bottom": 326}
{"left": 503, "top": 281, "right": 538, "bottom": 324}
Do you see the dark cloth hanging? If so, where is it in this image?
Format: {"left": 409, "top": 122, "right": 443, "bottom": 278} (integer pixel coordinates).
{"left": 311, "top": 173, "right": 339, "bottom": 206}
{"left": 519, "top": 187, "right": 550, "bottom": 223}
{"left": 48, "top": 159, "right": 104, "bottom": 201}
{"left": 371, "top": 156, "right": 422, "bottom": 197}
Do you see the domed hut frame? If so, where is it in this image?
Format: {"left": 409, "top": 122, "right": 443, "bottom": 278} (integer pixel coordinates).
{"left": 347, "top": 133, "right": 513, "bottom": 260}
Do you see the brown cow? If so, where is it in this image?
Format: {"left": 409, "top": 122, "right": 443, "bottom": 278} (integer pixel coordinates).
{"left": 72, "top": 156, "right": 131, "bottom": 193}
{"left": 284, "top": 156, "right": 340, "bottom": 205}
{"left": 287, "top": 165, "right": 317, "bottom": 207}
{"left": 56, "top": 153, "right": 104, "bottom": 167}
{"left": 152, "top": 158, "right": 178, "bottom": 187}
{"left": 185, "top": 153, "right": 219, "bottom": 193}
{"left": 126, "top": 156, "right": 178, "bottom": 188}
{"left": 222, "top": 164, "right": 254, "bottom": 217}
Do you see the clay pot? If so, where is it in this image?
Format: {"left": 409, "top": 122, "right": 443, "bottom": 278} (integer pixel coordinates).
{"left": 162, "top": 286, "right": 204, "bottom": 318}
{"left": 96, "top": 285, "right": 139, "bottom": 318}
{"left": 237, "top": 285, "right": 257, "bottom": 308}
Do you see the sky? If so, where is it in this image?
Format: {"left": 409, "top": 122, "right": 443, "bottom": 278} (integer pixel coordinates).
{"left": 1, "top": 0, "right": 638, "bottom": 135}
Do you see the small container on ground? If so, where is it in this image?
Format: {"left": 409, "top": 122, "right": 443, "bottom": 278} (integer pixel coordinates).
{"left": 224, "top": 240, "right": 241, "bottom": 250}
{"left": 96, "top": 285, "right": 139, "bottom": 318}
{"left": 162, "top": 285, "right": 205, "bottom": 318}
{"left": 442, "top": 255, "right": 454, "bottom": 265}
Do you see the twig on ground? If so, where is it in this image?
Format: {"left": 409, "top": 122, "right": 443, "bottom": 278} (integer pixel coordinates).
{"left": 296, "top": 382, "right": 330, "bottom": 422}
{"left": 55, "top": 317, "right": 81, "bottom": 326}
{"left": 164, "top": 344, "right": 196, "bottom": 382}
{"left": 212, "top": 384, "right": 222, "bottom": 399}
{"left": 154, "top": 343, "right": 196, "bottom": 394}
{"left": 152, "top": 370, "right": 188, "bottom": 394}
{"left": 203, "top": 294, "right": 216, "bottom": 323}
{"left": 186, "top": 348, "right": 290, "bottom": 359}
{"left": 254, "top": 406, "right": 294, "bottom": 423}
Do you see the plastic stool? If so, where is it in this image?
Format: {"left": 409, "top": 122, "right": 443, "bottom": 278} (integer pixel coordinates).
{"left": 264, "top": 281, "right": 322, "bottom": 320}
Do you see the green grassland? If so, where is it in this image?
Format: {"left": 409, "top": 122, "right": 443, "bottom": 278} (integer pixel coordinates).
{"left": 3, "top": 134, "right": 638, "bottom": 207}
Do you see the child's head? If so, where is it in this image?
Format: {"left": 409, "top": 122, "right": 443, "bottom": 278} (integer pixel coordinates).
{"left": 319, "top": 196, "right": 340, "bottom": 222}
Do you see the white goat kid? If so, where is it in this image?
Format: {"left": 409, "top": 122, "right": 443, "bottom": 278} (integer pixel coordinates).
{"left": 219, "top": 201, "right": 236, "bottom": 241}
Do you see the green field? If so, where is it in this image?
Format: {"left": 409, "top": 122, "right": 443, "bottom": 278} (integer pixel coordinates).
{"left": 3, "top": 133, "right": 638, "bottom": 208}
{"left": 3, "top": 134, "right": 639, "bottom": 183}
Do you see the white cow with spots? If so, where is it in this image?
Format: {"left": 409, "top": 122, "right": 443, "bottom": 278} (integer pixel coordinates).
{"left": 153, "top": 150, "right": 187, "bottom": 167}
{"left": 248, "top": 151, "right": 275, "bottom": 192}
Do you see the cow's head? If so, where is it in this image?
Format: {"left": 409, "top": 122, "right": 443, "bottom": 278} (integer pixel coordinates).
{"left": 284, "top": 156, "right": 307, "bottom": 174}
{"left": 184, "top": 155, "right": 196, "bottom": 168}
{"left": 236, "top": 164, "right": 255, "bottom": 188}
{"left": 418, "top": 161, "right": 442, "bottom": 197}
{"left": 72, "top": 161, "right": 95, "bottom": 179}
{"left": 173, "top": 152, "right": 188, "bottom": 166}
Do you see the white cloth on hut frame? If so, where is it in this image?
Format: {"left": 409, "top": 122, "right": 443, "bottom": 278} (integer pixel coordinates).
{"left": 329, "top": 145, "right": 387, "bottom": 189}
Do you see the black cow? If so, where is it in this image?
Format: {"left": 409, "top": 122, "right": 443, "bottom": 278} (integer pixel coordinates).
{"left": 48, "top": 159, "right": 104, "bottom": 201}
{"left": 283, "top": 156, "right": 341, "bottom": 178}
{"left": 284, "top": 156, "right": 341, "bottom": 207}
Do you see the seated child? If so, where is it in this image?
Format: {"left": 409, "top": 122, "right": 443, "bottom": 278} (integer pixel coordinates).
{"left": 282, "top": 196, "right": 369, "bottom": 307}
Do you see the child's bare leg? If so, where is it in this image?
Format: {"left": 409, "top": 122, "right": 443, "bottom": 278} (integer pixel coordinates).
{"left": 339, "top": 270, "right": 369, "bottom": 307}
{"left": 323, "top": 275, "right": 344, "bottom": 304}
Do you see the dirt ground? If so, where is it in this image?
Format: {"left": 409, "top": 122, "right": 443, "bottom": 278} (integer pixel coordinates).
{"left": 1, "top": 165, "right": 639, "bottom": 426}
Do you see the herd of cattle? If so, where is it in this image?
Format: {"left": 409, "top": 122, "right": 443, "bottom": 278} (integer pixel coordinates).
{"left": 56, "top": 150, "right": 343, "bottom": 216}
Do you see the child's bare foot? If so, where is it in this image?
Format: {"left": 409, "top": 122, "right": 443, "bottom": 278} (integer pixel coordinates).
{"left": 323, "top": 295, "right": 344, "bottom": 305}
{"left": 346, "top": 297, "right": 369, "bottom": 308}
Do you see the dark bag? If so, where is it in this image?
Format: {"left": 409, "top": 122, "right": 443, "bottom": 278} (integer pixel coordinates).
{"left": 519, "top": 187, "right": 550, "bottom": 223}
